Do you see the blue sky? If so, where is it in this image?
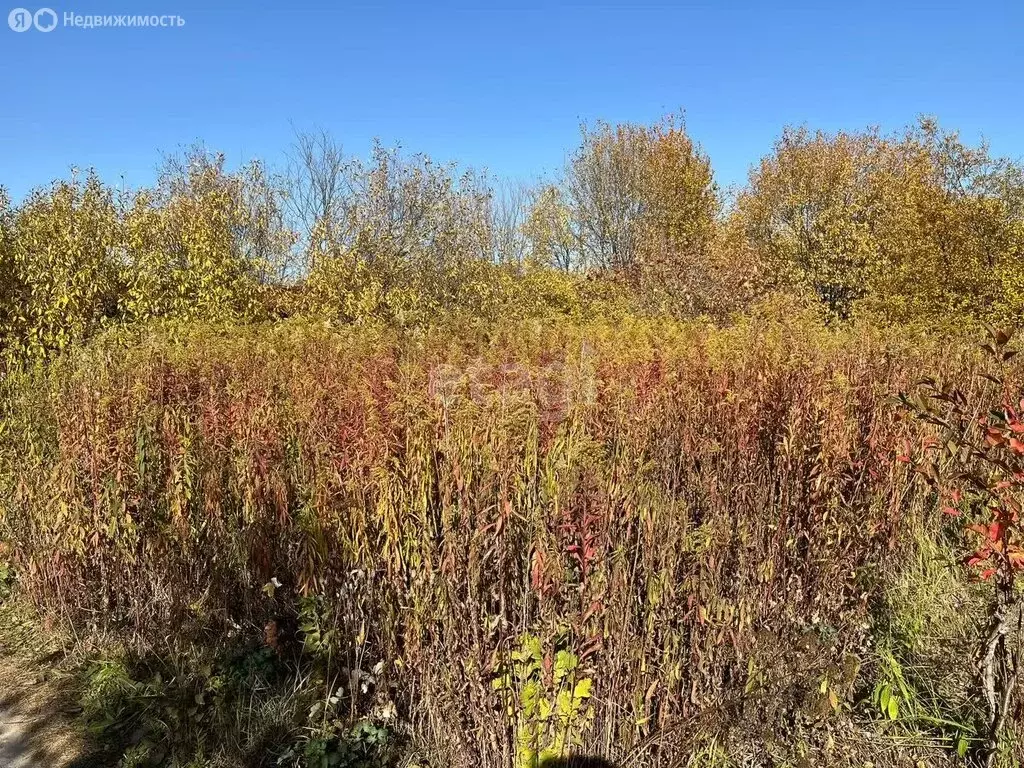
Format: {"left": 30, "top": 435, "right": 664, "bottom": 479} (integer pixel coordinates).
{"left": 1, "top": 0, "right": 1022, "bottom": 201}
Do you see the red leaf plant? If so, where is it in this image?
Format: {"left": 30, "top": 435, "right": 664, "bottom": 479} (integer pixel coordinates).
{"left": 898, "top": 326, "right": 1023, "bottom": 767}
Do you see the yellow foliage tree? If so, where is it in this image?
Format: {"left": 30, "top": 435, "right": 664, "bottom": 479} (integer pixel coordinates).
{"left": 0, "top": 171, "right": 122, "bottom": 365}
{"left": 121, "top": 149, "right": 292, "bottom": 323}
{"left": 532, "top": 115, "right": 734, "bottom": 317}
{"left": 737, "top": 118, "right": 1024, "bottom": 324}
{"left": 563, "top": 115, "right": 719, "bottom": 276}
{"left": 521, "top": 184, "right": 575, "bottom": 271}
{"left": 304, "top": 143, "right": 498, "bottom": 325}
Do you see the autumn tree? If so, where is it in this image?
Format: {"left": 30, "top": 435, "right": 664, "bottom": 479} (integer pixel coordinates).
{"left": 737, "top": 118, "right": 1024, "bottom": 323}
{"left": 305, "top": 142, "right": 498, "bottom": 324}
{"left": 522, "top": 184, "right": 575, "bottom": 270}
{"left": 122, "top": 147, "right": 293, "bottom": 322}
{"left": 520, "top": 115, "right": 728, "bottom": 314}
{"left": 313, "top": 142, "right": 491, "bottom": 263}
{"left": 563, "top": 115, "right": 719, "bottom": 275}
{"left": 283, "top": 128, "right": 350, "bottom": 263}
{"left": 565, "top": 120, "right": 649, "bottom": 271}
{"left": 734, "top": 126, "right": 882, "bottom": 318}
{"left": 489, "top": 179, "right": 531, "bottom": 265}
{"left": 858, "top": 120, "right": 1024, "bottom": 324}
{"left": 1, "top": 171, "right": 122, "bottom": 365}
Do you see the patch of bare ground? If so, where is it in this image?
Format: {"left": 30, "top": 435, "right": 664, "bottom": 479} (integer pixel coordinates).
{"left": 0, "top": 650, "right": 99, "bottom": 768}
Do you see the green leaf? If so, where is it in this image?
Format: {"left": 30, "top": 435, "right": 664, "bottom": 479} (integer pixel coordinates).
{"left": 573, "top": 678, "right": 593, "bottom": 700}
{"left": 521, "top": 680, "right": 541, "bottom": 717}
{"left": 538, "top": 697, "right": 553, "bottom": 721}
{"left": 554, "top": 649, "right": 578, "bottom": 681}
{"left": 887, "top": 694, "right": 899, "bottom": 721}
{"left": 521, "top": 634, "right": 543, "bottom": 662}
{"left": 556, "top": 689, "right": 572, "bottom": 719}
{"left": 956, "top": 734, "right": 969, "bottom": 757}
{"left": 492, "top": 673, "right": 511, "bottom": 690}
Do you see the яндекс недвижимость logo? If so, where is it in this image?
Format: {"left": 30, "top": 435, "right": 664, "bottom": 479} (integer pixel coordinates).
{"left": 8, "top": 8, "right": 184, "bottom": 31}
{"left": 8, "top": 7, "right": 56, "bottom": 31}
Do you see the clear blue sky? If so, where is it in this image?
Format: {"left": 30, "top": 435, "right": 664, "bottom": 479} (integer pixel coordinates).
{"left": 2, "top": 0, "right": 1022, "bottom": 201}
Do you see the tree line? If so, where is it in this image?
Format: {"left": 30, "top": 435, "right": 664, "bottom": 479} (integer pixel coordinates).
{"left": 1, "top": 114, "right": 1022, "bottom": 366}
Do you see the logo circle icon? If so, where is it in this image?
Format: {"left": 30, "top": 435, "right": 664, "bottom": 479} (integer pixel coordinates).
{"left": 34, "top": 7, "right": 57, "bottom": 31}
{"left": 8, "top": 7, "right": 33, "bottom": 31}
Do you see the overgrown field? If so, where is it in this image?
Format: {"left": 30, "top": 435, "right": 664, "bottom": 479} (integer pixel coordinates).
{"left": 0, "top": 309, "right": 1010, "bottom": 767}
{"left": 1, "top": 113, "right": 1023, "bottom": 766}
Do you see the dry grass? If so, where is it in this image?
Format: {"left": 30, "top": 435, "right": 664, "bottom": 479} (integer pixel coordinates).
{"left": 0, "top": 310, "right": 1009, "bottom": 766}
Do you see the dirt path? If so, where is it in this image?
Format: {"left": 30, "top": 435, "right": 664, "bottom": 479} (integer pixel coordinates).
{"left": 0, "top": 655, "right": 95, "bottom": 767}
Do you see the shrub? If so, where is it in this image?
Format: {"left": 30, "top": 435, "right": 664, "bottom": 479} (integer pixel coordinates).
{"left": 121, "top": 149, "right": 291, "bottom": 323}
{"left": 899, "top": 327, "right": 1024, "bottom": 765}
{"left": 0, "top": 171, "right": 122, "bottom": 367}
